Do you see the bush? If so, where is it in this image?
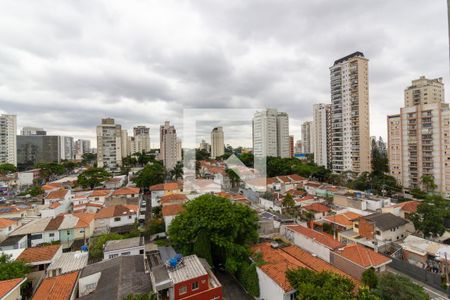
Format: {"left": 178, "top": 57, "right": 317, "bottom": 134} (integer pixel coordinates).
{"left": 89, "top": 233, "right": 123, "bottom": 260}
{"left": 237, "top": 262, "right": 260, "bottom": 297}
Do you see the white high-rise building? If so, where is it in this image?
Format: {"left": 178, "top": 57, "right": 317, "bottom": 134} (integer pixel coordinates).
{"left": 176, "top": 138, "right": 182, "bottom": 162}
{"left": 301, "top": 121, "right": 313, "bottom": 154}
{"left": 199, "top": 139, "right": 211, "bottom": 153}
{"left": 133, "top": 126, "right": 151, "bottom": 153}
{"left": 121, "top": 130, "right": 129, "bottom": 157}
{"left": 330, "top": 51, "right": 370, "bottom": 173}
{"left": 252, "top": 109, "right": 290, "bottom": 158}
{"left": 96, "top": 118, "right": 122, "bottom": 170}
{"left": 21, "top": 127, "right": 46, "bottom": 136}
{"left": 160, "top": 121, "right": 177, "bottom": 170}
{"left": 313, "top": 103, "right": 331, "bottom": 167}
{"left": 0, "top": 115, "right": 17, "bottom": 166}
{"left": 211, "top": 127, "right": 224, "bottom": 159}
{"left": 75, "top": 139, "right": 91, "bottom": 159}
{"left": 59, "top": 136, "right": 74, "bottom": 160}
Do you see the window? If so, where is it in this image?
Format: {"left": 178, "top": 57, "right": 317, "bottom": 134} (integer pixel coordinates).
{"left": 49, "top": 233, "right": 55, "bottom": 237}
{"left": 128, "top": 215, "right": 132, "bottom": 219}
{"left": 139, "top": 249, "right": 144, "bottom": 255}
{"left": 375, "top": 230, "right": 381, "bottom": 236}
{"left": 114, "top": 217, "right": 121, "bottom": 222}
{"left": 67, "top": 230, "right": 70, "bottom": 235}
{"left": 30, "top": 234, "right": 43, "bottom": 240}
{"left": 192, "top": 281, "right": 199, "bottom": 290}
{"left": 179, "top": 286, "right": 187, "bottom": 295}
{"left": 109, "top": 254, "right": 119, "bottom": 259}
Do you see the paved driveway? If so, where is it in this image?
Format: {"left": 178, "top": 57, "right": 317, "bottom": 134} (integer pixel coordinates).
{"left": 214, "top": 270, "right": 253, "bottom": 300}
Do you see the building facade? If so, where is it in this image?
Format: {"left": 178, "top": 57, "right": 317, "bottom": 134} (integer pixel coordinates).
{"left": 211, "top": 127, "right": 224, "bottom": 159}
{"left": 289, "top": 135, "right": 294, "bottom": 158}
{"left": 21, "top": 127, "right": 46, "bottom": 136}
{"left": 59, "top": 136, "right": 74, "bottom": 160}
{"left": 252, "top": 109, "right": 290, "bottom": 158}
{"left": 121, "top": 130, "right": 129, "bottom": 157}
{"left": 133, "top": 126, "right": 151, "bottom": 153}
{"left": 301, "top": 121, "right": 313, "bottom": 154}
{"left": 17, "top": 135, "right": 61, "bottom": 168}
{"left": 160, "top": 121, "right": 178, "bottom": 170}
{"left": 96, "top": 118, "right": 122, "bottom": 170}
{"left": 313, "top": 103, "right": 331, "bottom": 168}
{"left": 330, "top": 51, "right": 370, "bottom": 173}
{"left": 75, "top": 139, "right": 91, "bottom": 159}
{"left": 0, "top": 115, "right": 17, "bottom": 166}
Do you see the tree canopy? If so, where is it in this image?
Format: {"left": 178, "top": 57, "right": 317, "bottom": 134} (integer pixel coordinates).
{"left": 371, "top": 273, "right": 430, "bottom": 300}
{"left": 0, "top": 254, "right": 30, "bottom": 281}
{"left": 77, "top": 167, "right": 112, "bottom": 189}
{"left": 36, "top": 162, "right": 66, "bottom": 181}
{"left": 0, "top": 163, "right": 17, "bottom": 175}
{"left": 168, "top": 194, "right": 258, "bottom": 273}
{"left": 132, "top": 162, "right": 165, "bottom": 188}
{"left": 410, "top": 194, "right": 450, "bottom": 238}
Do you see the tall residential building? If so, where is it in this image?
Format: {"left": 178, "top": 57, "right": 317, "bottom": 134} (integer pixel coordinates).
{"left": 0, "top": 115, "right": 17, "bottom": 166}
{"left": 96, "top": 118, "right": 122, "bottom": 170}
{"left": 128, "top": 136, "right": 137, "bottom": 155}
{"left": 289, "top": 135, "right": 294, "bottom": 158}
{"left": 133, "top": 126, "right": 151, "bottom": 153}
{"left": 121, "top": 130, "right": 129, "bottom": 157}
{"left": 17, "top": 135, "right": 61, "bottom": 168}
{"left": 313, "top": 103, "right": 331, "bottom": 167}
{"left": 294, "top": 140, "right": 303, "bottom": 154}
{"left": 176, "top": 138, "right": 182, "bottom": 162}
{"left": 301, "top": 121, "right": 313, "bottom": 154}
{"left": 330, "top": 51, "right": 370, "bottom": 173}
{"left": 21, "top": 127, "right": 46, "bottom": 136}
{"left": 252, "top": 109, "right": 290, "bottom": 158}
{"left": 160, "top": 121, "right": 177, "bottom": 170}
{"left": 211, "top": 127, "right": 224, "bottom": 159}
{"left": 199, "top": 139, "right": 211, "bottom": 153}
{"left": 75, "top": 139, "right": 91, "bottom": 159}
{"left": 59, "top": 136, "right": 74, "bottom": 160}
{"left": 387, "top": 76, "right": 449, "bottom": 195}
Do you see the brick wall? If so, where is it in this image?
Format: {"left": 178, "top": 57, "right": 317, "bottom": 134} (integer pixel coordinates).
{"left": 358, "top": 218, "right": 374, "bottom": 239}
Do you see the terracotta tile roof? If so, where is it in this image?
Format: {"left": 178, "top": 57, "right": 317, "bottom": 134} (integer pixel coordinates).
{"left": 73, "top": 212, "right": 95, "bottom": 228}
{"left": 287, "top": 174, "right": 306, "bottom": 182}
{"left": 160, "top": 193, "right": 188, "bottom": 205}
{"left": 112, "top": 187, "right": 140, "bottom": 196}
{"left": 285, "top": 189, "right": 306, "bottom": 197}
{"left": 324, "top": 212, "right": 362, "bottom": 227}
{"left": 396, "top": 200, "right": 420, "bottom": 213}
{"left": 150, "top": 182, "right": 180, "bottom": 191}
{"left": 162, "top": 204, "right": 184, "bottom": 217}
{"left": 276, "top": 176, "right": 291, "bottom": 183}
{"left": 95, "top": 205, "right": 137, "bottom": 219}
{"left": 33, "top": 271, "right": 78, "bottom": 300}
{"left": 295, "top": 195, "right": 315, "bottom": 203}
{"left": 251, "top": 243, "right": 306, "bottom": 292}
{"left": 45, "top": 216, "right": 64, "bottom": 231}
{"left": 46, "top": 189, "right": 68, "bottom": 200}
{"left": 285, "top": 225, "right": 343, "bottom": 249}
{"left": 42, "top": 183, "right": 63, "bottom": 191}
{"left": 305, "top": 181, "right": 321, "bottom": 188}
{"left": 86, "top": 202, "right": 103, "bottom": 208}
{"left": 49, "top": 202, "right": 61, "bottom": 209}
{"left": 0, "top": 278, "right": 25, "bottom": 298}
{"left": 334, "top": 244, "right": 391, "bottom": 268}
{"left": 90, "top": 189, "right": 112, "bottom": 197}
{"left": 0, "top": 206, "right": 27, "bottom": 215}
{"left": 303, "top": 203, "right": 330, "bottom": 213}
{"left": 0, "top": 218, "right": 16, "bottom": 228}
{"left": 17, "top": 244, "right": 61, "bottom": 263}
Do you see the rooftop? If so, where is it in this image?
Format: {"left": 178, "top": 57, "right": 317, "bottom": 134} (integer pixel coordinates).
{"left": 47, "top": 251, "right": 88, "bottom": 275}
{"left": 285, "top": 225, "right": 343, "bottom": 249}
{"left": 302, "top": 203, "right": 330, "bottom": 213}
{"left": 150, "top": 182, "right": 180, "bottom": 191}
{"left": 46, "top": 189, "right": 68, "bottom": 200}
{"left": 95, "top": 205, "right": 138, "bottom": 219}
{"left": 33, "top": 271, "right": 78, "bottom": 300}
{"left": 324, "top": 211, "right": 362, "bottom": 227}
{"left": 90, "top": 189, "right": 112, "bottom": 197}
{"left": 11, "top": 218, "right": 51, "bottom": 236}
{"left": 104, "top": 237, "right": 143, "bottom": 252}
{"left": 361, "top": 213, "right": 409, "bottom": 231}
{"left": 112, "top": 187, "right": 140, "bottom": 196}
{"left": 167, "top": 255, "right": 208, "bottom": 284}
{"left": 0, "top": 218, "right": 16, "bottom": 229}
{"left": 17, "top": 244, "right": 61, "bottom": 264}
{"left": 0, "top": 278, "right": 26, "bottom": 299}
{"left": 160, "top": 193, "right": 188, "bottom": 205}
{"left": 162, "top": 204, "right": 184, "bottom": 217}
{"left": 334, "top": 244, "right": 391, "bottom": 268}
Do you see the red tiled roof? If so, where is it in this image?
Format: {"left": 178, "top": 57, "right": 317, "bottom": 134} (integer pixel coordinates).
{"left": 149, "top": 182, "right": 181, "bottom": 191}
{"left": 162, "top": 204, "right": 184, "bottom": 217}
{"left": 324, "top": 212, "right": 362, "bottom": 227}
{"left": 0, "top": 218, "right": 16, "bottom": 228}
{"left": 17, "top": 244, "right": 61, "bottom": 263}
{"left": 33, "top": 271, "right": 78, "bottom": 300}
{"left": 287, "top": 174, "right": 306, "bottom": 182}
{"left": 95, "top": 205, "right": 137, "bottom": 219}
{"left": 295, "top": 195, "right": 315, "bottom": 202}
{"left": 45, "top": 216, "right": 64, "bottom": 231}
{"left": 334, "top": 244, "right": 391, "bottom": 268}
{"left": 49, "top": 203, "right": 61, "bottom": 209}
{"left": 303, "top": 203, "right": 330, "bottom": 213}
{"left": 396, "top": 201, "right": 420, "bottom": 213}
{"left": 86, "top": 202, "right": 103, "bottom": 208}
{"left": 160, "top": 194, "right": 188, "bottom": 205}
{"left": 305, "top": 181, "right": 321, "bottom": 187}
{"left": 90, "top": 189, "right": 112, "bottom": 197}
{"left": 276, "top": 176, "right": 291, "bottom": 183}
{"left": 45, "top": 189, "right": 68, "bottom": 200}
{"left": 42, "top": 183, "right": 63, "bottom": 191}
{"left": 112, "top": 187, "right": 140, "bottom": 196}
{"left": 73, "top": 212, "right": 95, "bottom": 228}
{"left": 0, "top": 278, "right": 25, "bottom": 298}
{"left": 285, "top": 225, "right": 343, "bottom": 249}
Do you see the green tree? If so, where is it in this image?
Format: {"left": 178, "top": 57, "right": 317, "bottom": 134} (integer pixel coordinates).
{"left": 282, "top": 193, "right": 295, "bottom": 212}
{"left": 0, "top": 163, "right": 17, "bottom": 175}
{"left": 361, "top": 268, "right": 378, "bottom": 289}
{"left": 239, "top": 153, "right": 254, "bottom": 168}
{"left": 124, "top": 292, "right": 157, "bottom": 300}
{"left": 420, "top": 175, "right": 437, "bottom": 194}
{"left": 0, "top": 254, "right": 30, "bottom": 280}
{"left": 372, "top": 273, "right": 430, "bottom": 300}
{"left": 36, "top": 163, "right": 66, "bottom": 182}
{"left": 88, "top": 233, "right": 124, "bottom": 260}
{"left": 170, "top": 162, "right": 184, "bottom": 180}
{"left": 77, "top": 168, "right": 112, "bottom": 189}
{"left": 193, "top": 230, "right": 213, "bottom": 266}
{"left": 81, "top": 153, "right": 97, "bottom": 165}
{"left": 226, "top": 168, "right": 240, "bottom": 188}
{"left": 20, "top": 186, "right": 44, "bottom": 197}
{"left": 61, "top": 160, "right": 78, "bottom": 173}
{"left": 122, "top": 156, "right": 138, "bottom": 167}
{"left": 371, "top": 140, "right": 389, "bottom": 176}
{"left": 195, "top": 149, "right": 210, "bottom": 161}
{"left": 132, "top": 162, "right": 165, "bottom": 188}
{"left": 168, "top": 194, "right": 258, "bottom": 273}
{"left": 410, "top": 195, "right": 450, "bottom": 238}
{"left": 236, "top": 262, "right": 260, "bottom": 297}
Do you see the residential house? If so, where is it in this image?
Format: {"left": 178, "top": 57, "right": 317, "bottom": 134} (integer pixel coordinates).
{"left": 0, "top": 235, "right": 27, "bottom": 251}
{"left": 10, "top": 218, "right": 53, "bottom": 247}
{"left": 281, "top": 224, "right": 343, "bottom": 263}
{"left": 381, "top": 200, "right": 420, "bottom": 219}
{"left": 72, "top": 212, "right": 95, "bottom": 243}
{"left": 108, "top": 187, "right": 140, "bottom": 207}
{"left": 162, "top": 204, "right": 184, "bottom": 232}
{"left": 150, "top": 182, "right": 182, "bottom": 207}
{"left": 44, "top": 189, "right": 71, "bottom": 206}
{"left": 103, "top": 236, "right": 145, "bottom": 260}
{"left": 319, "top": 211, "right": 363, "bottom": 233}
{"left": 301, "top": 203, "right": 331, "bottom": 220}
{"left": 84, "top": 203, "right": 104, "bottom": 214}
{"left": 58, "top": 214, "right": 79, "bottom": 249}
{"left": 104, "top": 175, "right": 126, "bottom": 189}
{"left": 87, "top": 189, "right": 112, "bottom": 204}
{"left": 33, "top": 271, "right": 79, "bottom": 300}
{"left": 160, "top": 194, "right": 188, "bottom": 206}
{"left": 0, "top": 218, "right": 19, "bottom": 242}
{"left": 94, "top": 205, "right": 138, "bottom": 234}
{"left": 47, "top": 251, "right": 88, "bottom": 277}
{"left": 72, "top": 191, "right": 91, "bottom": 207}
{"left": 42, "top": 183, "right": 63, "bottom": 195}
{"left": 78, "top": 255, "right": 151, "bottom": 299}
{"left": 0, "top": 278, "right": 27, "bottom": 300}
{"left": 331, "top": 244, "right": 392, "bottom": 279}
{"left": 0, "top": 205, "right": 29, "bottom": 219}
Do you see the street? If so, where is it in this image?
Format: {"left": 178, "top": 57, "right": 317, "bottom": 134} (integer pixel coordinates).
{"left": 214, "top": 270, "right": 253, "bottom": 300}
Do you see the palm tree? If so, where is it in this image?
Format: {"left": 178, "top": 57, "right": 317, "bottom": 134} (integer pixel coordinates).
{"left": 170, "top": 162, "right": 184, "bottom": 180}
{"left": 225, "top": 169, "right": 240, "bottom": 188}
{"left": 421, "top": 175, "right": 437, "bottom": 194}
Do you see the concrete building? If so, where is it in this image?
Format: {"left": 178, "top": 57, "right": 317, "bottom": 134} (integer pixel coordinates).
{"left": 17, "top": 135, "right": 61, "bottom": 168}
{"left": 96, "top": 118, "right": 122, "bottom": 170}
{"left": 128, "top": 136, "right": 137, "bottom": 155}
{"left": 313, "top": 103, "right": 331, "bottom": 168}
{"left": 176, "top": 138, "right": 182, "bottom": 162}
{"left": 0, "top": 115, "right": 17, "bottom": 166}
{"left": 211, "top": 127, "right": 224, "bottom": 159}
{"left": 301, "top": 121, "right": 313, "bottom": 154}
{"left": 294, "top": 140, "right": 303, "bottom": 154}
{"left": 199, "top": 139, "right": 211, "bottom": 153}
{"left": 252, "top": 109, "right": 290, "bottom": 158}
{"left": 133, "top": 126, "right": 151, "bottom": 153}
{"left": 75, "top": 139, "right": 91, "bottom": 159}
{"left": 330, "top": 51, "right": 370, "bottom": 173}
{"left": 387, "top": 76, "right": 450, "bottom": 195}
{"left": 59, "top": 136, "right": 74, "bottom": 160}
{"left": 21, "top": 126, "right": 46, "bottom": 136}
{"left": 160, "top": 121, "right": 177, "bottom": 170}
{"left": 121, "top": 130, "right": 129, "bottom": 157}
{"left": 289, "top": 135, "right": 294, "bottom": 157}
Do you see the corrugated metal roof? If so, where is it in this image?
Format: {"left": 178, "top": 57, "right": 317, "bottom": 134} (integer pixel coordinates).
{"left": 167, "top": 255, "right": 207, "bottom": 284}
{"left": 47, "top": 251, "right": 88, "bottom": 275}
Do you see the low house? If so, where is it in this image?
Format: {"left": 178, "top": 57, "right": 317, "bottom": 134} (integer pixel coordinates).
{"left": 381, "top": 200, "right": 420, "bottom": 219}
{"left": 94, "top": 205, "right": 138, "bottom": 234}
{"left": 42, "top": 183, "right": 63, "bottom": 195}
{"left": 87, "top": 189, "right": 112, "bottom": 204}
{"left": 103, "top": 236, "right": 145, "bottom": 260}
{"left": 33, "top": 271, "right": 79, "bottom": 300}
{"left": 72, "top": 212, "right": 95, "bottom": 242}
{"left": 104, "top": 175, "right": 126, "bottom": 189}
{"left": 281, "top": 224, "right": 343, "bottom": 263}
{"left": 150, "top": 254, "right": 222, "bottom": 300}
{"left": 44, "top": 189, "right": 71, "bottom": 206}
{"left": 72, "top": 191, "right": 92, "bottom": 206}
{"left": 0, "top": 218, "right": 19, "bottom": 242}
{"left": 320, "top": 211, "right": 363, "bottom": 232}
{"left": 150, "top": 182, "right": 182, "bottom": 207}
{"left": 251, "top": 242, "right": 355, "bottom": 300}
{"left": 331, "top": 244, "right": 392, "bottom": 279}
{"left": 162, "top": 204, "right": 184, "bottom": 232}
{"left": 10, "top": 218, "right": 53, "bottom": 247}
{"left": 302, "top": 203, "right": 331, "bottom": 220}
{"left": 78, "top": 255, "right": 151, "bottom": 299}
{"left": 85, "top": 202, "right": 104, "bottom": 214}
{"left": 0, "top": 205, "right": 29, "bottom": 219}
{"left": 47, "top": 251, "right": 88, "bottom": 277}
{"left": 109, "top": 187, "right": 141, "bottom": 207}
{"left": 0, "top": 278, "right": 27, "bottom": 300}
{"left": 159, "top": 194, "right": 188, "bottom": 206}
{"left": 0, "top": 235, "right": 27, "bottom": 251}
{"left": 400, "top": 235, "right": 450, "bottom": 272}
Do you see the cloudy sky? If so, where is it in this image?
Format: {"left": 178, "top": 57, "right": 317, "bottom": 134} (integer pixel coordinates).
{"left": 0, "top": 0, "right": 448, "bottom": 148}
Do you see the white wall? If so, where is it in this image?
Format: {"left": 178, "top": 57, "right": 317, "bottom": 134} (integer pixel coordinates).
{"left": 378, "top": 225, "right": 407, "bottom": 242}
{"left": 103, "top": 245, "right": 144, "bottom": 260}
{"left": 256, "top": 267, "right": 295, "bottom": 300}
{"left": 151, "top": 190, "right": 164, "bottom": 207}
{"left": 79, "top": 272, "right": 101, "bottom": 297}
{"left": 283, "top": 226, "right": 331, "bottom": 263}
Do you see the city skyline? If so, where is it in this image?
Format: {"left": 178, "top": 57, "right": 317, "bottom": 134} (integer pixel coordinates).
{"left": 0, "top": 1, "right": 448, "bottom": 147}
